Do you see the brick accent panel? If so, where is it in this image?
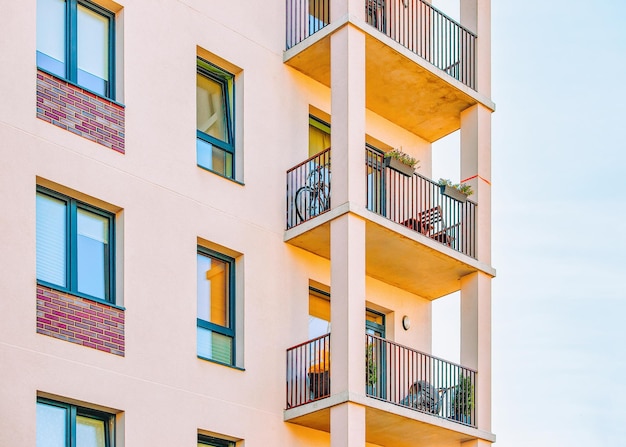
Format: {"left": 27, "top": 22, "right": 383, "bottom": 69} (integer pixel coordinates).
{"left": 36, "top": 286, "right": 125, "bottom": 356}
{"left": 36, "top": 70, "right": 125, "bottom": 154}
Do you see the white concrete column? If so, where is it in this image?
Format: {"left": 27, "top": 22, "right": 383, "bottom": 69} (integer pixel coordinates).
{"left": 460, "top": 272, "right": 492, "bottom": 432}
{"left": 330, "top": 25, "right": 366, "bottom": 207}
{"left": 331, "top": 0, "right": 366, "bottom": 22}
{"left": 461, "top": 0, "right": 491, "bottom": 95}
{"left": 330, "top": 214, "right": 366, "bottom": 395}
{"left": 460, "top": 104, "right": 491, "bottom": 264}
{"left": 331, "top": 402, "right": 366, "bottom": 447}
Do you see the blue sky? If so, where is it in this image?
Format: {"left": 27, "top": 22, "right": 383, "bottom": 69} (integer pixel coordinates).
{"left": 431, "top": 0, "right": 626, "bottom": 444}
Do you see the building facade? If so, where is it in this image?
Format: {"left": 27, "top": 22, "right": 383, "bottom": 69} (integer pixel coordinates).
{"left": 0, "top": 0, "right": 495, "bottom": 446}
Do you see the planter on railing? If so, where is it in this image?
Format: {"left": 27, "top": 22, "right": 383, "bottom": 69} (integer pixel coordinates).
{"left": 366, "top": 146, "right": 477, "bottom": 258}
{"left": 384, "top": 156, "right": 415, "bottom": 177}
{"left": 286, "top": 148, "right": 331, "bottom": 229}
{"left": 286, "top": 334, "right": 331, "bottom": 409}
{"left": 366, "top": 334, "right": 477, "bottom": 427}
{"left": 365, "top": 0, "right": 476, "bottom": 89}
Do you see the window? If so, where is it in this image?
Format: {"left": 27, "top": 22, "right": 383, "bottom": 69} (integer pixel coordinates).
{"left": 36, "top": 187, "right": 115, "bottom": 303}
{"left": 36, "top": 398, "right": 114, "bottom": 447}
{"left": 198, "top": 435, "right": 235, "bottom": 447}
{"left": 309, "top": 115, "right": 331, "bottom": 157}
{"left": 36, "top": 0, "right": 116, "bottom": 99}
{"left": 197, "top": 247, "right": 235, "bottom": 365}
{"left": 309, "top": 287, "right": 330, "bottom": 339}
{"left": 196, "top": 58, "right": 235, "bottom": 179}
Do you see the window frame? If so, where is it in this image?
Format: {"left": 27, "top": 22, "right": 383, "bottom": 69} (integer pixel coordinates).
{"left": 196, "top": 57, "right": 236, "bottom": 179}
{"left": 196, "top": 246, "right": 236, "bottom": 366}
{"left": 198, "top": 434, "right": 235, "bottom": 447}
{"left": 36, "top": 0, "right": 116, "bottom": 99}
{"left": 36, "top": 397, "right": 114, "bottom": 447}
{"left": 36, "top": 186, "right": 116, "bottom": 305}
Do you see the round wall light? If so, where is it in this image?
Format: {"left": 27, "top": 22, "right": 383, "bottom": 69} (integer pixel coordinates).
{"left": 402, "top": 315, "right": 411, "bottom": 330}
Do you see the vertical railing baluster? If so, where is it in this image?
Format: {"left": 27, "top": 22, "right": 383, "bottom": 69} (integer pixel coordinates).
{"left": 356, "top": 334, "right": 477, "bottom": 427}
{"left": 359, "top": 0, "right": 476, "bottom": 89}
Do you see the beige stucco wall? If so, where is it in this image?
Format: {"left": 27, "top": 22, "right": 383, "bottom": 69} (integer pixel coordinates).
{"left": 0, "top": 0, "right": 492, "bottom": 446}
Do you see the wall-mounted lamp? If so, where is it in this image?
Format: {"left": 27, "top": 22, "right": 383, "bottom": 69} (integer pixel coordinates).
{"left": 402, "top": 315, "right": 411, "bottom": 330}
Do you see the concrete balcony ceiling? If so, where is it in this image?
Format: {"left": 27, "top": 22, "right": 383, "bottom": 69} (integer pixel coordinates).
{"left": 285, "top": 395, "right": 495, "bottom": 447}
{"left": 284, "top": 203, "right": 495, "bottom": 300}
{"left": 284, "top": 17, "right": 495, "bottom": 142}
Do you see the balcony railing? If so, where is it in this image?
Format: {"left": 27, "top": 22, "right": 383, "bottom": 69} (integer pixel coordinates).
{"left": 286, "top": 148, "right": 331, "bottom": 229}
{"left": 286, "top": 333, "right": 331, "bottom": 408}
{"left": 286, "top": 333, "right": 476, "bottom": 428}
{"left": 285, "top": 148, "right": 476, "bottom": 258}
{"left": 286, "top": 0, "right": 330, "bottom": 49}
{"left": 365, "top": 0, "right": 476, "bottom": 89}
{"left": 285, "top": 0, "right": 476, "bottom": 89}
{"left": 366, "top": 146, "right": 477, "bottom": 258}
{"left": 366, "top": 333, "right": 477, "bottom": 427}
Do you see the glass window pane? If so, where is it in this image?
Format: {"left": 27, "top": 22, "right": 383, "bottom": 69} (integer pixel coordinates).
{"left": 37, "top": 0, "right": 66, "bottom": 77}
{"left": 36, "top": 402, "right": 67, "bottom": 447}
{"left": 197, "top": 253, "right": 229, "bottom": 327}
{"left": 76, "top": 415, "right": 106, "bottom": 447}
{"left": 196, "top": 140, "right": 233, "bottom": 178}
{"left": 37, "top": 193, "right": 67, "bottom": 287}
{"left": 77, "top": 208, "right": 109, "bottom": 300}
{"left": 309, "top": 291, "right": 330, "bottom": 339}
{"left": 308, "top": 118, "right": 331, "bottom": 157}
{"left": 196, "top": 73, "right": 228, "bottom": 143}
{"left": 77, "top": 4, "right": 109, "bottom": 95}
{"left": 197, "top": 326, "right": 232, "bottom": 364}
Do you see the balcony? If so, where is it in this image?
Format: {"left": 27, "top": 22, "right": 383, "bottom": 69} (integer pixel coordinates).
{"left": 285, "top": 148, "right": 488, "bottom": 299}
{"left": 285, "top": 334, "right": 490, "bottom": 445}
{"left": 285, "top": 0, "right": 493, "bottom": 142}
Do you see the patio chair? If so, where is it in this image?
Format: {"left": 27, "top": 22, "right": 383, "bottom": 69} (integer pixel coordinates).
{"left": 415, "top": 206, "right": 459, "bottom": 247}
{"left": 400, "top": 380, "right": 449, "bottom": 415}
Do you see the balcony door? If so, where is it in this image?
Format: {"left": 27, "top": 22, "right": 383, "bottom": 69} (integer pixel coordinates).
{"left": 366, "top": 309, "right": 386, "bottom": 398}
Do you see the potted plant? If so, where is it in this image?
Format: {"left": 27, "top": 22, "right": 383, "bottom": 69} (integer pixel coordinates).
{"left": 439, "top": 178, "right": 473, "bottom": 203}
{"left": 450, "top": 375, "right": 474, "bottom": 424}
{"left": 384, "top": 148, "right": 419, "bottom": 177}
{"left": 366, "top": 343, "right": 378, "bottom": 396}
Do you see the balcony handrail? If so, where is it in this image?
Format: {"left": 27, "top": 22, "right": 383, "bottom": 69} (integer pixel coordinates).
{"left": 366, "top": 333, "right": 476, "bottom": 374}
{"left": 286, "top": 333, "right": 476, "bottom": 427}
{"left": 366, "top": 146, "right": 477, "bottom": 258}
{"left": 365, "top": 0, "right": 476, "bottom": 88}
{"left": 286, "top": 0, "right": 330, "bottom": 49}
{"left": 286, "top": 333, "right": 331, "bottom": 409}
{"left": 366, "top": 333, "right": 477, "bottom": 427}
{"left": 286, "top": 148, "right": 331, "bottom": 229}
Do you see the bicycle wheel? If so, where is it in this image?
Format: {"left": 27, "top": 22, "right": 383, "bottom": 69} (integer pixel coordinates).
{"left": 295, "top": 186, "right": 314, "bottom": 223}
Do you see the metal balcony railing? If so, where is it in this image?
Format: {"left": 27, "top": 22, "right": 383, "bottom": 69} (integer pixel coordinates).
{"left": 286, "top": 148, "right": 331, "bottom": 229}
{"left": 285, "top": 0, "right": 476, "bottom": 89}
{"left": 366, "top": 333, "right": 477, "bottom": 427}
{"left": 286, "top": 0, "right": 330, "bottom": 49}
{"left": 365, "top": 0, "right": 476, "bottom": 88}
{"left": 286, "top": 333, "right": 476, "bottom": 428}
{"left": 286, "top": 334, "right": 331, "bottom": 408}
{"left": 366, "top": 146, "right": 477, "bottom": 258}
{"left": 285, "top": 148, "right": 476, "bottom": 258}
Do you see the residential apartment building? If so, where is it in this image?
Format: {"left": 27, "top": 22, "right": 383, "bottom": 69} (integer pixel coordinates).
{"left": 0, "top": 0, "right": 495, "bottom": 446}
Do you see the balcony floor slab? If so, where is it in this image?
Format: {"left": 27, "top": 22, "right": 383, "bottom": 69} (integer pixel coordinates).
{"left": 284, "top": 17, "right": 495, "bottom": 142}
{"left": 284, "top": 202, "right": 495, "bottom": 300}
{"left": 284, "top": 391, "right": 496, "bottom": 446}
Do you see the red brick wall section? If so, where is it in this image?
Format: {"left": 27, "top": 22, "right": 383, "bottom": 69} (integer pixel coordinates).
{"left": 37, "top": 286, "right": 125, "bottom": 356}
{"left": 36, "top": 70, "right": 125, "bottom": 154}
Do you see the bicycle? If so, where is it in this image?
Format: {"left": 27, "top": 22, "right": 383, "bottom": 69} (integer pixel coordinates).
{"left": 294, "top": 162, "right": 331, "bottom": 223}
